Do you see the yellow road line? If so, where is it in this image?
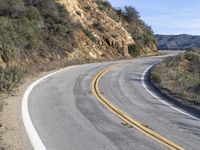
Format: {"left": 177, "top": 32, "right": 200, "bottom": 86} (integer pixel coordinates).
{"left": 91, "top": 64, "right": 185, "bottom": 150}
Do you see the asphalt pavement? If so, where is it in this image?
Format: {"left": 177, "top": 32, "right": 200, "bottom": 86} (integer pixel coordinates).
{"left": 25, "top": 51, "right": 200, "bottom": 150}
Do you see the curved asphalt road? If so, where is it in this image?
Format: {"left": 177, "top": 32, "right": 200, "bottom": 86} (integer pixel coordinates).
{"left": 26, "top": 51, "right": 200, "bottom": 150}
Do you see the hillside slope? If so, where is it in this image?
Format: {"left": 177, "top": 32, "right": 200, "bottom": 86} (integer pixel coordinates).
{"left": 151, "top": 49, "right": 200, "bottom": 103}
{"left": 155, "top": 34, "right": 200, "bottom": 50}
{"left": 0, "top": 0, "right": 157, "bottom": 94}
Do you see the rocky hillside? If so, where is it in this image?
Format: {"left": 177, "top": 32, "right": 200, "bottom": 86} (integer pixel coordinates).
{"left": 0, "top": 0, "right": 157, "bottom": 94}
{"left": 156, "top": 34, "right": 200, "bottom": 50}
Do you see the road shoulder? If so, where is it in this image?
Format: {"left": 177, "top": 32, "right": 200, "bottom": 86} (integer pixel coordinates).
{"left": 0, "top": 69, "right": 59, "bottom": 150}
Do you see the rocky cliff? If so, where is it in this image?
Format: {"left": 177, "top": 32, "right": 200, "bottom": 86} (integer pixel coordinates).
{"left": 57, "top": 0, "right": 135, "bottom": 60}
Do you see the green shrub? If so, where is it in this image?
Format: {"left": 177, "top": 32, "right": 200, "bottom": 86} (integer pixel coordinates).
{"left": 0, "top": 0, "right": 25, "bottom": 18}
{"left": 48, "top": 23, "right": 70, "bottom": 36}
{"left": 0, "top": 15, "right": 40, "bottom": 51}
{"left": 128, "top": 44, "right": 141, "bottom": 57}
{"left": 40, "top": 0, "right": 58, "bottom": 18}
{"left": 25, "top": 6, "right": 42, "bottom": 22}
{"left": 164, "top": 54, "right": 184, "bottom": 67}
{"left": 185, "top": 51, "right": 200, "bottom": 63}
{"left": 101, "top": 1, "right": 112, "bottom": 8}
{"left": 25, "top": 0, "right": 60, "bottom": 25}
{"left": 95, "top": 0, "right": 112, "bottom": 12}
{"left": 0, "top": 65, "right": 24, "bottom": 92}
{"left": 123, "top": 6, "right": 140, "bottom": 22}
{"left": 24, "top": 0, "right": 42, "bottom": 6}
{"left": 0, "top": 44, "right": 20, "bottom": 63}
{"left": 151, "top": 69, "right": 161, "bottom": 84}
{"left": 18, "top": 16, "right": 40, "bottom": 50}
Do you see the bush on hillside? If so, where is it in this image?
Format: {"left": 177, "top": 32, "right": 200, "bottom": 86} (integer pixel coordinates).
{"left": 0, "top": 65, "right": 23, "bottom": 92}
{"left": 0, "top": 15, "right": 40, "bottom": 52}
{"left": 123, "top": 6, "right": 140, "bottom": 22}
{"left": 128, "top": 44, "right": 141, "bottom": 57}
{"left": 24, "top": 6, "right": 42, "bottom": 22}
{"left": 0, "top": 44, "right": 20, "bottom": 63}
{"left": 0, "top": 0, "right": 25, "bottom": 18}
{"left": 185, "top": 49, "right": 200, "bottom": 63}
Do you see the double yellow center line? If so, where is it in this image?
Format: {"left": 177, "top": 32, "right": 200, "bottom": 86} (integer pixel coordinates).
{"left": 91, "top": 64, "right": 185, "bottom": 150}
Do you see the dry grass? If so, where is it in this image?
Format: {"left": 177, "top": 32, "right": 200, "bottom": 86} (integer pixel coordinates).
{"left": 151, "top": 49, "right": 200, "bottom": 104}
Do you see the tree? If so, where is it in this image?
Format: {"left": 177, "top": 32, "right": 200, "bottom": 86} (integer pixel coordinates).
{"left": 123, "top": 6, "right": 140, "bottom": 22}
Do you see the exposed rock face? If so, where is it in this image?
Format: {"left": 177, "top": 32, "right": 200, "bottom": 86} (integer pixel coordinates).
{"left": 57, "top": 0, "right": 134, "bottom": 60}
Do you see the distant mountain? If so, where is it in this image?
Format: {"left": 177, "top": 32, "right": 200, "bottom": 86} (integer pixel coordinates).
{"left": 155, "top": 34, "right": 200, "bottom": 50}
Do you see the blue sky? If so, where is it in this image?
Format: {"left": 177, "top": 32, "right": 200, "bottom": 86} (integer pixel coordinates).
{"left": 108, "top": 0, "right": 200, "bottom": 35}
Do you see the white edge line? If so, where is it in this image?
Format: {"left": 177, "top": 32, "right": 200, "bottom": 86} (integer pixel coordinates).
{"left": 22, "top": 66, "right": 76, "bottom": 150}
{"left": 141, "top": 63, "right": 199, "bottom": 121}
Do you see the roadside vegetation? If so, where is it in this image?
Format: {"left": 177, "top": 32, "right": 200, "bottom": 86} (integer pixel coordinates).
{"left": 151, "top": 49, "right": 200, "bottom": 104}
{"left": 0, "top": 0, "right": 91, "bottom": 91}
{"left": 0, "top": 0, "right": 77, "bottom": 114}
